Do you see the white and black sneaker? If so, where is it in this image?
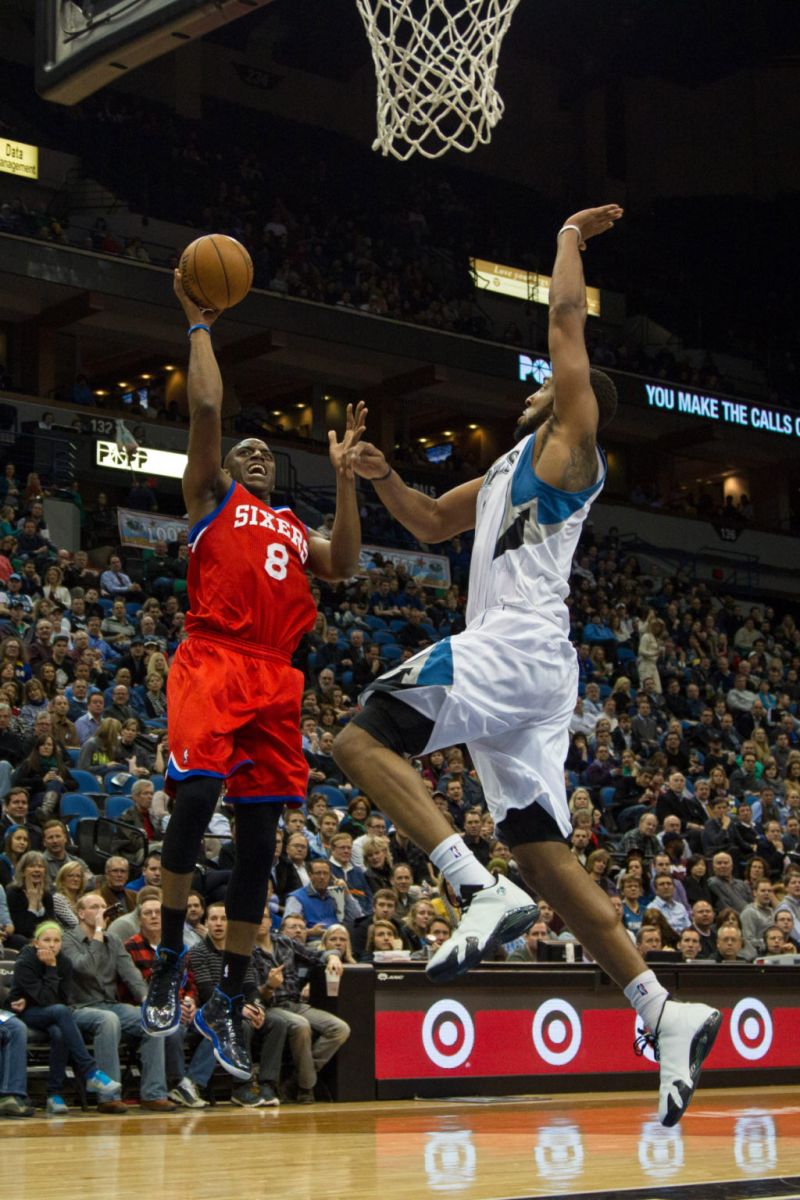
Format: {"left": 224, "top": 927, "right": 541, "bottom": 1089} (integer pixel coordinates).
{"left": 635, "top": 999, "right": 722, "bottom": 1127}
{"left": 426, "top": 876, "right": 538, "bottom": 983}
{"left": 167, "top": 1078, "right": 208, "bottom": 1109}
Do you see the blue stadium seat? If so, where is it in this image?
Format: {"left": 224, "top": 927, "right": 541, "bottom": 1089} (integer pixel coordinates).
{"left": 389, "top": 619, "right": 406, "bottom": 633}
{"left": 308, "top": 784, "right": 347, "bottom": 809}
{"left": 61, "top": 793, "right": 100, "bottom": 825}
{"left": 341, "top": 671, "right": 353, "bottom": 688}
{"left": 617, "top": 648, "right": 636, "bottom": 665}
{"left": 381, "top": 644, "right": 403, "bottom": 663}
{"left": 363, "top": 616, "right": 388, "bottom": 631}
{"left": 69, "top": 769, "right": 104, "bottom": 795}
{"left": 372, "top": 631, "right": 396, "bottom": 645}
{"left": 66, "top": 748, "right": 79, "bottom": 766}
{"left": 106, "top": 773, "right": 136, "bottom": 795}
{"left": 599, "top": 786, "right": 616, "bottom": 810}
{"left": 150, "top": 774, "right": 165, "bottom": 792}
{"left": 105, "top": 794, "right": 134, "bottom": 820}
{"left": 97, "top": 599, "right": 113, "bottom": 616}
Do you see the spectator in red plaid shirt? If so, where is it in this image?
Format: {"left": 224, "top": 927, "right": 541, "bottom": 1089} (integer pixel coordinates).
{"left": 123, "top": 898, "right": 208, "bottom": 1108}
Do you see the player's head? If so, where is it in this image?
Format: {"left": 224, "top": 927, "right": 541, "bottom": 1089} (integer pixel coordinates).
{"left": 517, "top": 369, "right": 617, "bottom": 438}
{"left": 223, "top": 438, "right": 275, "bottom": 499}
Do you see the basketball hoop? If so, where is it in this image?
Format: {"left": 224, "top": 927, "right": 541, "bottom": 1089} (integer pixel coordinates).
{"left": 355, "top": 0, "right": 523, "bottom": 161}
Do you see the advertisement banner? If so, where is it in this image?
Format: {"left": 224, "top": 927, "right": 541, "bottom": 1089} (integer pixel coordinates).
{"left": 117, "top": 508, "right": 188, "bottom": 549}
{"left": 376, "top": 991, "right": 794, "bottom": 1080}
{"left": 358, "top": 543, "right": 451, "bottom": 589}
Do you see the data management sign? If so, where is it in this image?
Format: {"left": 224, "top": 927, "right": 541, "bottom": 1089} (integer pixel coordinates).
{"left": 644, "top": 383, "right": 800, "bottom": 439}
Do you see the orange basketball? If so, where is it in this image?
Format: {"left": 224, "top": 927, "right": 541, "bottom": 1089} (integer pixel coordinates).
{"left": 179, "top": 233, "right": 253, "bottom": 311}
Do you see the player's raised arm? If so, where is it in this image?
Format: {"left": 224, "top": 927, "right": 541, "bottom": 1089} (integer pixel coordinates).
{"left": 548, "top": 204, "right": 623, "bottom": 441}
{"left": 349, "top": 441, "right": 482, "bottom": 543}
{"left": 306, "top": 402, "right": 366, "bottom": 581}
{"left": 173, "top": 270, "right": 226, "bottom": 525}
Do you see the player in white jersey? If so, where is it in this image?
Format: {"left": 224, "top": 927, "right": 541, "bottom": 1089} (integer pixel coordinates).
{"left": 335, "top": 205, "right": 720, "bottom": 1127}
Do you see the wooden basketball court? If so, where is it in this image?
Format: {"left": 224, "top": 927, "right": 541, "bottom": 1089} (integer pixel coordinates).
{"left": 2, "top": 1085, "right": 798, "bottom": 1200}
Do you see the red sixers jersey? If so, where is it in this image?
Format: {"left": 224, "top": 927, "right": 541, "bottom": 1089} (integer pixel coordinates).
{"left": 184, "top": 480, "right": 316, "bottom": 656}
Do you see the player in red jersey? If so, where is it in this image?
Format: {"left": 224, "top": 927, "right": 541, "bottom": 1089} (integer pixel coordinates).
{"left": 141, "top": 272, "right": 363, "bottom": 1079}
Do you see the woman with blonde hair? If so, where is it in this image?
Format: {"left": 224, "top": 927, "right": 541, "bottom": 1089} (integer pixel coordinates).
{"left": 751, "top": 728, "right": 771, "bottom": 765}
{"left": 401, "top": 899, "right": 436, "bottom": 951}
{"left": 78, "top": 717, "right": 123, "bottom": 774}
{"left": 430, "top": 871, "right": 461, "bottom": 927}
{"left": 145, "top": 650, "right": 170, "bottom": 681}
{"left": 637, "top": 614, "right": 666, "bottom": 694}
{"left": 362, "top": 835, "right": 393, "bottom": 893}
{"left": 52, "top": 862, "right": 85, "bottom": 929}
{"left": 320, "top": 923, "right": 356, "bottom": 964}
{"left": 42, "top": 565, "right": 72, "bottom": 609}
{"left": 569, "top": 788, "right": 592, "bottom": 817}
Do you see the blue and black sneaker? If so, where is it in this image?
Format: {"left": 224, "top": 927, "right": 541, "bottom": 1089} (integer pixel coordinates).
{"left": 193, "top": 988, "right": 252, "bottom": 1081}
{"left": 140, "top": 946, "right": 187, "bottom": 1036}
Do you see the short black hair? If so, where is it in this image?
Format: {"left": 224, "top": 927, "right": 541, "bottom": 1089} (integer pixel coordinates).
{"left": 589, "top": 369, "right": 618, "bottom": 429}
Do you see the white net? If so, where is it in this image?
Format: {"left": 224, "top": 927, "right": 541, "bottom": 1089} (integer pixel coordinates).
{"left": 356, "top": 0, "right": 523, "bottom": 161}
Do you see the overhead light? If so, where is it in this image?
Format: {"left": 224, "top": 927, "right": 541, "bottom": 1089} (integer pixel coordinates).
{"left": 295, "top": 403, "right": 306, "bottom": 410}
{"left": 271, "top": 411, "right": 282, "bottom": 417}
{"left": 418, "top": 437, "right": 428, "bottom": 444}
{"left": 117, "top": 381, "right": 128, "bottom": 388}
{"left": 163, "top": 364, "right": 176, "bottom": 371}
{"left": 139, "top": 373, "right": 152, "bottom": 381}
{"left": 467, "top": 423, "right": 479, "bottom": 430}
{"left": 323, "top": 394, "right": 331, "bottom": 401}
{"left": 442, "top": 430, "right": 453, "bottom": 437}
{"left": 93, "top": 389, "right": 109, "bottom": 396}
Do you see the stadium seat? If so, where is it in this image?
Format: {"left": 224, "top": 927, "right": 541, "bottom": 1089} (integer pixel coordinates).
{"left": 310, "top": 784, "right": 348, "bottom": 808}
{"left": 389, "top": 619, "right": 406, "bottom": 633}
{"left": 97, "top": 599, "right": 113, "bottom": 616}
{"left": 105, "top": 794, "right": 134, "bottom": 820}
{"left": 150, "top": 774, "right": 165, "bottom": 792}
{"left": 363, "top": 616, "right": 388, "bottom": 631}
{"left": 381, "top": 644, "right": 403, "bottom": 663}
{"left": 599, "top": 786, "right": 617, "bottom": 810}
{"left": 61, "top": 793, "right": 100, "bottom": 824}
{"left": 66, "top": 748, "right": 79, "bottom": 766}
{"left": 106, "top": 773, "right": 136, "bottom": 795}
{"left": 372, "top": 630, "right": 396, "bottom": 645}
{"left": 69, "top": 769, "right": 104, "bottom": 795}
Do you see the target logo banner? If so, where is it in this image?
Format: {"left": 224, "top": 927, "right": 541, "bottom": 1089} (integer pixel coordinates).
{"left": 375, "top": 1000, "right": 797, "bottom": 1081}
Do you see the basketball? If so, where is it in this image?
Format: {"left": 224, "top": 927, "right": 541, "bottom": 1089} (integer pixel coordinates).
{"left": 179, "top": 233, "right": 253, "bottom": 311}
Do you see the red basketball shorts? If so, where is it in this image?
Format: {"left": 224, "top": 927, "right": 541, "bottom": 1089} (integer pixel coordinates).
{"left": 166, "top": 636, "right": 308, "bottom": 805}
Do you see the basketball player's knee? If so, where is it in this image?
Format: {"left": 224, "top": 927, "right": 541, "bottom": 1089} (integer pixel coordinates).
{"left": 331, "top": 722, "right": 367, "bottom": 771}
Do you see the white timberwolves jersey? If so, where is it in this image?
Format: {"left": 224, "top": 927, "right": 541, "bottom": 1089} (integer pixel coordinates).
{"left": 466, "top": 431, "right": 606, "bottom": 634}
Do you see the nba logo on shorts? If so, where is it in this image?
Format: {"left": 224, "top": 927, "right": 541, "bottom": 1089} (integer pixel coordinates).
{"left": 183, "top": 749, "right": 189, "bottom": 765}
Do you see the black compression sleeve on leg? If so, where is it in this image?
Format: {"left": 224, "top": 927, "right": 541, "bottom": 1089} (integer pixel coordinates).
{"left": 160, "top": 777, "right": 222, "bottom": 876}
{"left": 224, "top": 803, "right": 281, "bottom": 927}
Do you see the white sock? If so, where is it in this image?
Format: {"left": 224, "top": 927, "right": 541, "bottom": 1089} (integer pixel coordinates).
{"left": 429, "top": 834, "right": 494, "bottom": 896}
{"left": 624, "top": 969, "right": 669, "bottom": 1032}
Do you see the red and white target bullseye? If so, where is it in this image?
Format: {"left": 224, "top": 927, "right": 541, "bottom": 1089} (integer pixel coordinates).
{"left": 531, "top": 998, "right": 582, "bottom": 1066}
{"left": 421, "top": 999, "right": 475, "bottom": 1069}
{"left": 729, "top": 998, "right": 773, "bottom": 1061}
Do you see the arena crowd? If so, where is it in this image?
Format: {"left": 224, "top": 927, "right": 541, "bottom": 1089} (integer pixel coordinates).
{"left": 0, "top": 454, "right": 798, "bottom": 1117}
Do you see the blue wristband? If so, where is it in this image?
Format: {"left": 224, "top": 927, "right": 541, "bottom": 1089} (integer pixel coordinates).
{"left": 187, "top": 324, "right": 210, "bottom": 337}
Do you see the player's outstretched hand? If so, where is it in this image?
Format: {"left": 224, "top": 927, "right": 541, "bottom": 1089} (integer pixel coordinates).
{"left": 346, "top": 441, "right": 390, "bottom": 481}
{"left": 173, "top": 269, "right": 221, "bottom": 327}
{"left": 561, "top": 204, "right": 623, "bottom": 250}
{"left": 328, "top": 401, "right": 368, "bottom": 479}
